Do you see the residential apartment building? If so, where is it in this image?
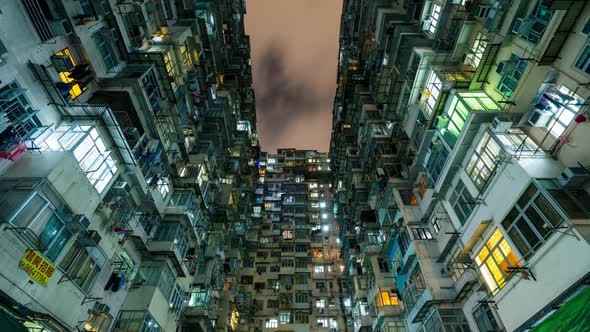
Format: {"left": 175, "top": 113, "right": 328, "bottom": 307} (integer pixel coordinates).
{"left": 330, "top": 0, "right": 590, "bottom": 331}
{"left": 0, "top": 0, "right": 259, "bottom": 331}
{"left": 237, "top": 149, "right": 347, "bottom": 332}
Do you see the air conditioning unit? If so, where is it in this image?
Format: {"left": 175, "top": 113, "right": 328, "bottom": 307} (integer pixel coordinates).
{"left": 491, "top": 116, "right": 513, "bottom": 133}
{"left": 422, "top": 20, "right": 432, "bottom": 31}
{"left": 79, "top": 230, "right": 102, "bottom": 247}
{"left": 528, "top": 108, "right": 552, "bottom": 127}
{"left": 435, "top": 115, "right": 450, "bottom": 129}
{"left": 512, "top": 18, "right": 524, "bottom": 34}
{"left": 112, "top": 181, "right": 131, "bottom": 197}
{"left": 91, "top": 303, "right": 111, "bottom": 314}
{"left": 66, "top": 215, "right": 91, "bottom": 232}
{"left": 557, "top": 167, "right": 589, "bottom": 188}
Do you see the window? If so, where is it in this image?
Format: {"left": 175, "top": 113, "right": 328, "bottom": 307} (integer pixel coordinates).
{"left": 157, "top": 177, "right": 170, "bottom": 199}
{"left": 188, "top": 286, "right": 210, "bottom": 307}
{"left": 265, "top": 319, "right": 278, "bottom": 328}
{"left": 267, "top": 299, "right": 279, "bottom": 308}
{"left": 295, "top": 311, "right": 309, "bottom": 323}
{"left": 473, "top": 302, "right": 501, "bottom": 332}
{"left": 314, "top": 265, "right": 324, "bottom": 273}
{"left": 429, "top": 4, "right": 441, "bottom": 34}
{"left": 378, "top": 258, "right": 390, "bottom": 273}
{"left": 465, "top": 33, "right": 488, "bottom": 68}
{"left": 83, "top": 312, "right": 112, "bottom": 332}
{"left": 295, "top": 258, "right": 307, "bottom": 268}
{"left": 574, "top": 39, "right": 590, "bottom": 76}
{"left": 383, "top": 320, "right": 406, "bottom": 332}
{"left": 497, "top": 54, "right": 527, "bottom": 98}
{"left": 295, "top": 274, "right": 307, "bottom": 284}
{"left": 142, "top": 68, "right": 162, "bottom": 113}
{"left": 38, "top": 125, "right": 117, "bottom": 193}
{"left": 0, "top": 81, "right": 42, "bottom": 139}
{"left": 281, "top": 259, "right": 294, "bottom": 267}
{"left": 449, "top": 180, "right": 475, "bottom": 225}
{"left": 113, "top": 311, "right": 160, "bottom": 332}
{"left": 412, "top": 227, "right": 433, "bottom": 240}
{"left": 501, "top": 182, "right": 568, "bottom": 259}
{"left": 3, "top": 189, "right": 73, "bottom": 262}
{"left": 279, "top": 312, "right": 291, "bottom": 324}
{"left": 466, "top": 131, "right": 502, "bottom": 191}
{"left": 295, "top": 292, "right": 308, "bottom": 303}
{"left": 316, "top": 299, "right": 326, "bottom": 308}
{"left": 317, "top": 318, "right": 329, "bottom": 328}
{"left": 376, "top": 289, "right": 399, "bottom": 309}
{"left": 164, "top": 50, "right": 178, "bottom": 89}
{"left": 54, "top": 48, "right": 88, "bottom": 100}
{"left": 531, "top": 85, "right": 583, "bottom": 137}
{"left": 94, "top": 30, "right": 117, "bottom": 70}
{"left": 179, "top": 42, "right": 191, "bottom": 71}
{"left": 282, "top": 230, "right": 293, "bottom": 239}
{"left": 256, "top": 266, "right": 266, "bottom": 273}
{"left": 422, "top": 70, "right": 442, "bottom": 115}
{"left": 439, "top": 96, "right": 469, "bottom": 148}
{"left": 60, "top": 242, "right": 102, "bottom": 292}
{"left": 475, "top": 229, "right": 520, "bottom": 292}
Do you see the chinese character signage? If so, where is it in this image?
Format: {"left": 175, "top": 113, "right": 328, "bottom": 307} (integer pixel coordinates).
{"left": 19, "top": 249, "right": 56, "bottom": 286}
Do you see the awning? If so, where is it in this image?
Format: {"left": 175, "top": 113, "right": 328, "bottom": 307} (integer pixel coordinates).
{"left": 530, "top": 287, "right": 590, "bottom": 332}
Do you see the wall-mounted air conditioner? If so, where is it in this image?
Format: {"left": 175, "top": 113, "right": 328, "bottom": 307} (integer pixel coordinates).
{"left": 491, "top": 116, "right": 513, "bottom": 133}
{"left": 112, "top": 181, "right": 131, "bottom": 197}
{"left": 557, "top": 167, "right": 589, "bottom": 188}
{"left": 528, "top": 108, "right": 552, "bottom": 127}
{"left": 512, "top": 18, "right": 524, "bottom": 34}
{"left": 422, "top": 20, "right": 432, "bottom": 31}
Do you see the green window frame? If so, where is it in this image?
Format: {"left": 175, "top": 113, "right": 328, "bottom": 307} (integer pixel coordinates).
{"left": 496, "top": 54, "right": 527, "bottom": 98}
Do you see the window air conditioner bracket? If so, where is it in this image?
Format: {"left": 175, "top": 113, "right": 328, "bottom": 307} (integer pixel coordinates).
{"left": 81, "top": 296, "right": 103, "bottom": 305}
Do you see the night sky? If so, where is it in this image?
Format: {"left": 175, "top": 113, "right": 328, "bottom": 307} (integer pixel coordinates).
{"left": 245, "top": 0, "right": 343, "bottom": 153}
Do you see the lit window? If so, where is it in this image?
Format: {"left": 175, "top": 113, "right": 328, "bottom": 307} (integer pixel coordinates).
{"left": 317, "top": 318, "right": 328, "bottom": 328}
{"left": 314, "top": 265, "right": 324, "bottom": 273}
{"left": 530, "top": 85, "right": 583, "bottom": 137}
{"left": 38, "top": 126, "right": 117, "bottom": 193}
{"left": 422, "top": 70, "right": 442, "bottom": 115}
{"left": 475, "top": 229, "right": 520, "bottom": 293}
{"left": 83, "top": 312, "right": 112, "bottom": 332}
{"left": 265, "top": 319, "right": 278, "bottom": 328}
{"left": 465, "top": 33, "right": 488, "bottom": 68}
{"left": 164, "top": 50, "right": 178, "bottom": 89}
{"left": 316, "top": 299, "right": 326, "bottom": 308}
{"left": 429, "top": 4, "right": 441, "bottom": 34}
{"left": 279, "top": 312, "right": 291, "bottom": 324}
{"left": 319, "top": 202, "right": 326, "bottom": 208}
{"left": 282, "top": 230, "right": 293, "bottom": 239}
{"left": 157, "top": 177, "right": 170, "bottom": 198}
{"left": 310, "top": 192, "right": 319, "bottom": 198}
{"left": 54, "top": 48, "right": 88, "bottom": 100}
{"left": 466, "top": 131, "right": 502, "bottom": 191}
{"left": 375, "top": 289, "right": 399, "bottom": 309}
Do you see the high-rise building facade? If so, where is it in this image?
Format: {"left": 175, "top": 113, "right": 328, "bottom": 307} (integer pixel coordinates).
{"left": 330, "top": 1, "right": 590, "bottom": 332}
{"left": 238, "top": 149, "right": 347, "bottom": 331}
{"left": 0, "top": 1, "right": 259, "bottom": 331}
